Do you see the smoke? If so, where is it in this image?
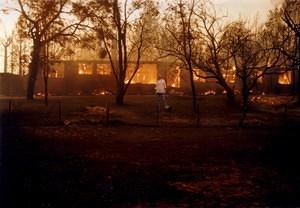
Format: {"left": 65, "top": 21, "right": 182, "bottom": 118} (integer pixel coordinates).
{"left": 270, "top": 0, "right": 284, "bottom": 7}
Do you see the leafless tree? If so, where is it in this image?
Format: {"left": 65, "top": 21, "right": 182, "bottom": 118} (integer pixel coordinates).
{"left": 107, "top": 0, "right": 159, "bottom": 104}
{"left": 222, "top": 20, "right": 283, "bottom": 127}
{"left": 160, "top": 0, "right": 240, "bottom": 110}
{"left": 16, "top": 0, "right": 86, "bottom": 100}
{"left": 281, "top": 0, "right": 300, "bottom": 104}
{"left": 159, "top": 0, "right": 198, "bottom": 112}
{"left": 1, "top": 33, "right": 12, "bottom": 73}
{"left": 77, "top": 0, "right": 158, "bottom": 105}
{"left": 192, "top": 1, "right": 236, "bottom": 105}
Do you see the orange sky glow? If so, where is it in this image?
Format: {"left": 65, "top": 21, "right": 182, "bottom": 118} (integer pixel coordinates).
{"left": 0, "top": 0, "right": 282, "bottom": 72}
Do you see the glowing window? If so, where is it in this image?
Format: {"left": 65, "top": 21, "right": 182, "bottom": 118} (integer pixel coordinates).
{"left": 126, "top": 64, "right": 157, "bottom": 84}
{"left": 96, "top": 64, "right": 111, "bottom": 75}
{"left": 78, "top": 63, "right": 93, "bottom": 75}
{"left": 278, "top": 71, "right": 292, "bottom": 85}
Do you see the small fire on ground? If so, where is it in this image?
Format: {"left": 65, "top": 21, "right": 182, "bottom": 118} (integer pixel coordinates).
{"left": 202, "top": 90, "right": 216, "bottom": 96}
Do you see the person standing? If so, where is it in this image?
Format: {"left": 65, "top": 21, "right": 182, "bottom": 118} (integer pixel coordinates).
{"left": 155, "top": 75, "right": 167, "bottom": 111}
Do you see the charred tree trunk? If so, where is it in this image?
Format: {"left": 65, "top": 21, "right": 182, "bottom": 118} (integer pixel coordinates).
{"left": 19, "top": 41, "right": 23, "bottom": 76}
{"left": 115, "top": 69, "right": 126, "bottom": 105}
{"left": 43, "top": 58, "right": 49, "bottom": 106}
{"left": 239, "top": 80, "right": 249, "bottom": 127}
{"left": 219, "top": 78, "right": 236, "bottom": 105}
{"left": 27, "top": 43, "right": 41, "bottom": 100}
{"left": 239, "top": 102, "right": 248, "bottom": 127}
{"left": 115, "top": 75, "right": 125, "bottom": 105}
{"left": 10, "top": 43, "right": 15, "bottom": 74}
{"left": 296, "top": 35, "right": 300, "bottom": 105}
{"left": 292, "top": 68, "right": 296, "bottom": 95}
{"left": 2, "top": 38, "right": 11, "bottom": 74}
{"left": 226, "top": 88, "right": 236, "bottom": 105}
{"left": 43, "top": 41, "right": 49, "bottom": 106}
{"left": 114, "top": 0, "right": 126, "bottom": 106}
{"left": 4, "top": 46, "right": 8, "bottom": 73}
{"left": 188, "top": 65, "right": 197, "bottom": 112}
{"left": 44, "top": 76, "right": 48, "bottom": 106}
{"left": 116, "top": 91, "right": 125, "bottom": 105}
{"left": 115, "top": 64, "right": 126, "bottom": 106}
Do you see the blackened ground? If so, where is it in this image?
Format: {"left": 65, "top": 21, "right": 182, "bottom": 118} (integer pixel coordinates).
{"left": 1, "top": 95, "right": 300, "bottom": 207}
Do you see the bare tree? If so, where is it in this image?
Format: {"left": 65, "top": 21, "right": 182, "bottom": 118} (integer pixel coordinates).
{"left": 77, "top": 0, "right": 158, "bottom": 105}
{"left": 108, "top": 0, "right": 159, "bottom": 105}
{"left": 159, "top": 0, "right": 198, "bottom": 112}
{"left": 1, "top": 33, "right": 12, "bottom": 73}
{"left": 191, "top": 1, "right": 236, "bottom": 105}
{"left": 17, "top": 37, "right": 31, "bottom": 76}
{"left": 223, "top": 20, "right": 283, "bottom": 127}
{"left": 160, "top": 0, "right": 239, "bottom": 110}
{"left": 16, "top": 0, "right": 85, "bottom": 100}
{"left": 281, "top": 0, "right": 300, "bottom": 104}
{"left": 41, "top": 42, "right": 50, "bottom": 105}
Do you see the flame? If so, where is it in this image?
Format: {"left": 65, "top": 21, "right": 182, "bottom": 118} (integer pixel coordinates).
{"left": 203, "top": 89, "right": 216, "bottom": 95}
{"left": 169, "top": 67, "right": 181, "bottom": 88}
{"left": 222, "top": 67, "right": 236, "bottom": 83}
{"left": 278, "top": 72, "right": 291, "bottom": 85}
{"left": 126, "top": 64, "right": 157, "bottom": 84}
{"left": 36, "top": 92, "right": 44, "bottom": 97}
{"left": 92, "top": 90, "right": 111, "bottom": 95}
{"left": 78, "top": 63, "right": 93, "bottom": 75}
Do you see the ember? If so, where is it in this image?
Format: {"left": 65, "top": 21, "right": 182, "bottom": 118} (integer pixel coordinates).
{"left": 203, "top": 89, "right": 216, "bottom": 95}
{"left": 92, "top": 90, "right": 112, "bottom": 96}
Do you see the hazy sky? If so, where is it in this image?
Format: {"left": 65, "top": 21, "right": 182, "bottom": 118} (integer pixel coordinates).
{"left": 0, "top": 0, "right": 279, "bottom": 38}
{"left": 212, "top": 0, "right": 280, "bottom": 22}
{"left": 0, "top": 0, "right": 281, "bottom": 72}
{"left": 0, "top": 0, "right": 19, "bottom": 38}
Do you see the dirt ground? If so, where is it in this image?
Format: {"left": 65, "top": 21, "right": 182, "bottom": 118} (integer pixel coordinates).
{"left": 1, "top": 95, "right": 300, "bottom": 207}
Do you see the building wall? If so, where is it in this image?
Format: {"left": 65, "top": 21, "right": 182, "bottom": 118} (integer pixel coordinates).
{"left": 35, "top": 60, "right": 159, "bottom": 95}
{"left": 0, "top": 60, "right": 298, "bottom": 96}
{"left": 262, "top": 71, "right": 295, "bottom": 95}
{"left": 0, "top": 73, "right": 26, "bottom": 96}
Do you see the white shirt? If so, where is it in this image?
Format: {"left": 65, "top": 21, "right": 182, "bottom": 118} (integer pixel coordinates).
{"left": 155, "top": 78, "right": 166, "bottom": 94}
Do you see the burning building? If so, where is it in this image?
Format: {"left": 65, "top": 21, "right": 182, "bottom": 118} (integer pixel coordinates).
{"left": 33, "top": 60, "right": 181, "bottom": 95}
{"left": 261, "top": 69, "right": 296, "bottom": 94}
{"left": 0, "top": 58, "right": 297, "bottom": 97}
